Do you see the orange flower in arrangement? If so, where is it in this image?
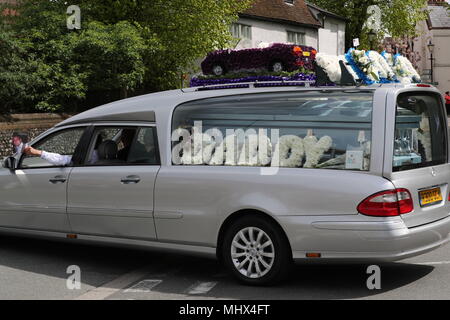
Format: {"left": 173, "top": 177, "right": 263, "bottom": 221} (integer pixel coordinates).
{"left": 311, "top": 49, "right": 317, "bottom": 55}
{"left": 293, "top": 46, "right": 303, "bottom": 55}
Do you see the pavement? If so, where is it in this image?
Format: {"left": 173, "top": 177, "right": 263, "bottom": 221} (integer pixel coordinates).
{"left": 0, "top": 234, "right": 449, "bottom": 300}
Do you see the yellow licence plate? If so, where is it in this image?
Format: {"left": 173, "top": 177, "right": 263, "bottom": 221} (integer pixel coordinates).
{"left": 419, "top": 187, "right": 443, "bottom": 207}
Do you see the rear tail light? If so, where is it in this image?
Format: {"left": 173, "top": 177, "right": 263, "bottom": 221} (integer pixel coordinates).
{"left": 357, "top": 188, "right": 414, "bottom": 217}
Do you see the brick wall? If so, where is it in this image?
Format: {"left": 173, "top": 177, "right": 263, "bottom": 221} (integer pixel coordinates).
{"left": 0, "top": 113, "right": 71, "bottom": 157}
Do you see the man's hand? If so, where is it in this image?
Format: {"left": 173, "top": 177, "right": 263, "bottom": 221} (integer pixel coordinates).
{"left": 23, "top": 146, "right": 42, "bottom": 157}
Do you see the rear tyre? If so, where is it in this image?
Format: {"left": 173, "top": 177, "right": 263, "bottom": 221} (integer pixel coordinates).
{"left": 271, "top": 61, "right": 284, "bottom": 73}
{"left": 222, "top": 215, "right": 292, "bottom": 286}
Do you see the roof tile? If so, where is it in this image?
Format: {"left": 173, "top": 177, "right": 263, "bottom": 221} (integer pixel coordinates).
{"left": 242, "top": 0, "right": 321, "bottom": 28}
{"left": 428, "top": 5, "right": 450, "bottom": 29}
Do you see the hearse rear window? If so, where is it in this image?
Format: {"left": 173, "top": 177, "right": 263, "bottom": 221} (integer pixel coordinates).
{"left": 172, "top": 91, "right": 374, "bottom": 170}
{"left": 393, "top": 92, "right": 447, "bottom": 172}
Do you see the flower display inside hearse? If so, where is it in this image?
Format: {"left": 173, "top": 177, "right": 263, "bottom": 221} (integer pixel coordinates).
{"left": 175, "top": 131, "right": 334, "bottom": 168}
{"left": 418, "top": 113, "right": 432, "bottom": 162}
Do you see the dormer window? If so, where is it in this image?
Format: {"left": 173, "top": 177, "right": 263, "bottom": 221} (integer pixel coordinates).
{"left": 285, "top": 0, "right": 295, "bottom": 4}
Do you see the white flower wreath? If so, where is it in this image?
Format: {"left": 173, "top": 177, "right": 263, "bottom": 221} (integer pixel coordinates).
{"left": 237, "top": 134, "right": 272, "bottom": 166}
{"left": 316, "top": 53, "right": 360, "bottom": 83}
{"left": 349, "top": 49, "right": 379, "bottom": 82}
{"left": 202, "top": 129, "right": 224, "bottom": 165}
{"left": 180, "top": 139, "right": 192, "bottom": 164}
{"left": 179, "top": 132, "right": 207, "bottom": 165}
{"left": 271, "top": 135, "right": 304, "bottom": 168}
{"left": 382, "top": 52, "right": 395, "bottom": 67}
{"left": 316, "top": 53, "right": 342, "bottom": 83}
{"left": 193, "top": 132, "right": 208, "bottom": 164}
{"left": 393, "top": 55, "right": 421, "bottom": 84}
{"left": 303, "top": 135, "right": 333, "bottom": 168}
{"left": 206, "top": 134, "right": 239, "bottom": 166}
{"left": 363, "top": 141, "right": 371, "bottom": 171}
{"left": 223, "top": 134, "right": 244, "bottom": 166}
{"left": 208, "top": 140, "right": 225, "bottom": 165}
{"left": 418, "top": 113, "right": 432, "bottom": 161}
{"left": 367, "top": 51, "right": 396, "bottom": 81}
{"left": 237, "top": 134, "right": 259, "bottom": 166}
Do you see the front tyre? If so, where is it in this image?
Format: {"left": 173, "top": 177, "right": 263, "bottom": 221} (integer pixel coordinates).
{"left": 212, "top": 64, "right": 225, "bottom": 76}
{"left": 222, "top": 215, "right": 292, "bottom": 285}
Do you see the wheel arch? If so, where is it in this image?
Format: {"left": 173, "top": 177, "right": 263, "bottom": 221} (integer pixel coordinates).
{"left": 216, "top": 209, "right": 293, "bottom": 261}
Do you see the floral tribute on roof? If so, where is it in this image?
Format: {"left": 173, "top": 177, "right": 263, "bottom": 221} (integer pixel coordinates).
{"left": 191, "top": 43, "right": 318, "bottom": 88}
{"left": 190, "top": 43, "right": 421, "bottom": 88}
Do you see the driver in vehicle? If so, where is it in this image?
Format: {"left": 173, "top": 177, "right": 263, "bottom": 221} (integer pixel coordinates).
{"left": 23, "top": 129, "right": 136, "bottom": 166}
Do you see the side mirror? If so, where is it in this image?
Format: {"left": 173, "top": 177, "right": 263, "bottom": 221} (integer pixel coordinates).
{"left": 3, "top": 157, "right": 16, "bottom": 170}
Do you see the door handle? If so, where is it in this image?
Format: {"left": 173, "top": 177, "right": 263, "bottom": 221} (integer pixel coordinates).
{"left": 121, "top": 175, "right": 141, "bottom": 184}
{"left": 49, "top": 175, "right": 67, "bottom": 184}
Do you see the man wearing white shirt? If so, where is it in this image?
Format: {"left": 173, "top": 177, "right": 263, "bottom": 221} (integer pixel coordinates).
{"left": 23, "top": 146, "right": 73, "bottom": 166}
{"left": 12, "top": 132, "right": 28, "bottom": 155}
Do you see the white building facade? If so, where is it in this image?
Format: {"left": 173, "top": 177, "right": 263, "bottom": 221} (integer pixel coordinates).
{"left": 414, "top": 1, "right": 450, "bottom": 93}
{"left": 232, "top": 0, "right": 346, "bottom": 55}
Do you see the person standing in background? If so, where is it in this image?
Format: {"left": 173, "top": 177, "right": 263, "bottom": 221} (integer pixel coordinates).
{"left": 11, "top": 132, "right": 28, "bottom": 154}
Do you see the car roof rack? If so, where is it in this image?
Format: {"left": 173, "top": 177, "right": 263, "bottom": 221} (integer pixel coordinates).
{"left": 181, "top": 80, "right": 317, "bottom": 93}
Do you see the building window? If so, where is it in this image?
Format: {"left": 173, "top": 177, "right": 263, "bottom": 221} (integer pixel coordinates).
{"left": 285, "top": 0, "right": 295, "bottom": 4}
{"left": 231, "top": 23, "right": 252, "bottom": 40}
{"left": 287, "top": 31, "right": 305, "bottom": 45}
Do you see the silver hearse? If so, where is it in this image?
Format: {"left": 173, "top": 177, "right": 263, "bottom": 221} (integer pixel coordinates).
{"left": 2, "top": 83, "right": 450, "bottom": 285}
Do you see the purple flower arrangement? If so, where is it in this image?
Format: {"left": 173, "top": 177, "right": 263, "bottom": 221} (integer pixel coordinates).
{"left": 190, "top": 72, "right": 317, "bottom": 88}
{"left": 201, "top": 43, "right": 317, "bottom": 75}
{"left": 190, "top": 44, "right": 334, "bottom": 89}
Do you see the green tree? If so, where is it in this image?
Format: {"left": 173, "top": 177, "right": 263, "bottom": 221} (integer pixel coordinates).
{"left": 0, "top": 0, "right": 151, "bottom": 113}
{"left": 0, "top": 31, "right": 37, "bottom": 114}
{"left": 69, "top": 21, "right": 150, "bottom": 99}
{"left": 308, "top": 0, "right": 428, "bottom": 50}
{"left": 0, "top": 0, "right": 252, "bottom": 113}
{"left": 73, "top": 0, "right": 254, "bottom": 90}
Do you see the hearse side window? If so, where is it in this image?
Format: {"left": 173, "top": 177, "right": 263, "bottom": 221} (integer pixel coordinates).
{"left": 84, "top": 126, "right": 160, "bottom": 166}
{"left": 127, "top": 127, "right": 160, "bottom": 165}
{"left": 393, "top": 92, "right": 447, "bottom": 172}
{"left": 172, "top": 91, "right": 374, "bottom": 170}
{"left": 20, "top": 127, "right": 86, "bottom": 169}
